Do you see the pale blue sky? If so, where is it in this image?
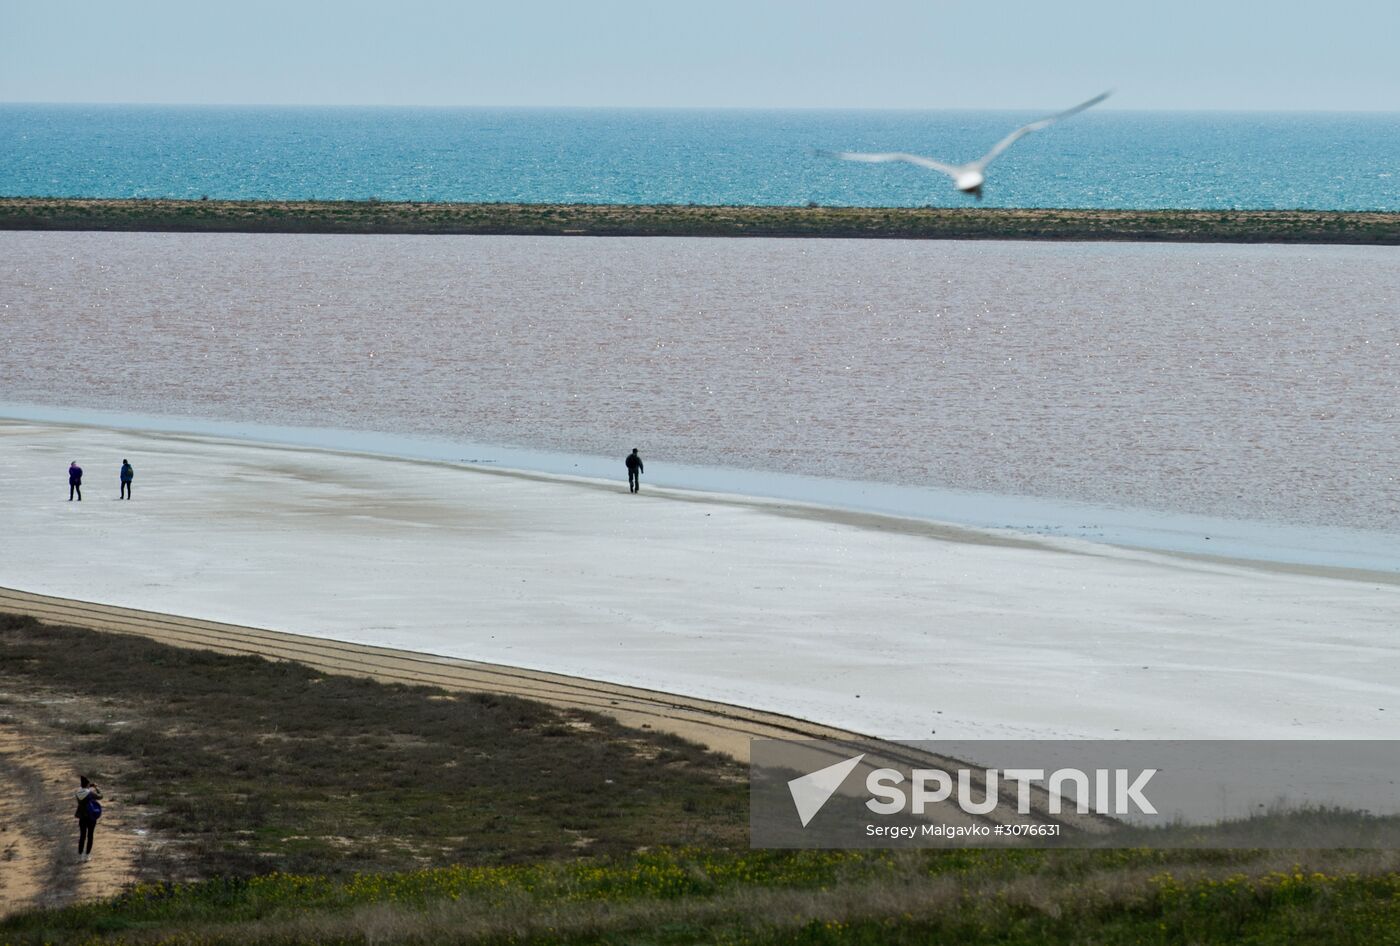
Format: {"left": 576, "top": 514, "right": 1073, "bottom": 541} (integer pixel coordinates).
{"left": 3, "top": 0, "right": 1398, "bottom": 110}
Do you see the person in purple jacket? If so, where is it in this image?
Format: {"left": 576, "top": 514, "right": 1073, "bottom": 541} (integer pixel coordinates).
{"left": 68, "top": 461, "right": 83, "bottom": 502}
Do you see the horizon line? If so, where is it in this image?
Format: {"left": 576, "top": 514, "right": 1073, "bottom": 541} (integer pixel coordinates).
{"left": 4, "top": 100, "right": 1399, "bottom": 116}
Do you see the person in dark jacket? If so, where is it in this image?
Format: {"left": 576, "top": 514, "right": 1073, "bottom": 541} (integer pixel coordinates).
{"left": 625, "top": 448, "right": 643, "bottom": 494}
{"left": 119, "top": 459, "right": 134, "bottom": 500}
{"left": 74, "top": 775, "right": 103, "bottom": 862}
{"left": 68, "top": 461, "right": 83, "bottom": 502}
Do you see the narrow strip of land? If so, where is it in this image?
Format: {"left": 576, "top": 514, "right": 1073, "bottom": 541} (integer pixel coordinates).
{"left": 2, "top": 198, "right": 1397, "bottom": 243}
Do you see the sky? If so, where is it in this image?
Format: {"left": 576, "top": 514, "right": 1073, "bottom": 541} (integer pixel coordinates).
{"left": 3, "top": 0, "right": 1398, "bottom": 111}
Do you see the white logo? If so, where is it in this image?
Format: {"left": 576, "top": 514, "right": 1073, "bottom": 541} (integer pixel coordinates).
{"left": 786, "top": 755, "right": 1158, "bottom": 827}
{"left": 786, "top": 753, "right": 865, "bottom": 827}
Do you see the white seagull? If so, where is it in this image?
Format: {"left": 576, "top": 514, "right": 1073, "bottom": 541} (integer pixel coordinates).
{"left": 823, "top": 91, "right": 1111, "bottom": 199}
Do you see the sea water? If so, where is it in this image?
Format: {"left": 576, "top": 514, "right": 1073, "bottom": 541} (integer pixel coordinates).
{"left": 2, "top": 104, "right": 1398, "bottom": 210}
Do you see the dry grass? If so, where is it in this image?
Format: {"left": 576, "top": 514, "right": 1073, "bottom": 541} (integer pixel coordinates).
{"left": 0, "top": 612, "right": 747, "bottom": 882}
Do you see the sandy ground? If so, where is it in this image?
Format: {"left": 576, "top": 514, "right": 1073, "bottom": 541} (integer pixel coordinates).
{"left": 0, "top": 720, "right": 141, "bottom": 915}
{"left": 2, "top": 419, "right": 1398, "bottom": 742}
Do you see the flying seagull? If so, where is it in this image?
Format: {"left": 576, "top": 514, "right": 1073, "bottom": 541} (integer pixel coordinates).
{"left": 822, "top": 91, "right": 1111, "bottom": 199}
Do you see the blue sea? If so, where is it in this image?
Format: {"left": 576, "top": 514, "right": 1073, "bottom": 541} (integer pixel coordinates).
{"left": 2, "top": 104, "right": 1397, "bottom": 210}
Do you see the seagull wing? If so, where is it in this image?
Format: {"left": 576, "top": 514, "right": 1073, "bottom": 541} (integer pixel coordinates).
{"left": 971, "top": 91, "right": 1112, "bottom": 170}
{"left": 821, "top": 150, "right": 962, "bottom": 181}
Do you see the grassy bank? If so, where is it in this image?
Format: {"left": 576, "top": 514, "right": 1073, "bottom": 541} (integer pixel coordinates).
{"left": 0, "top": 613, "right": 746, "bottom": 882}
{"left": 6, "top": 847, "right": 1399, "bottom": 944}
{"left": 3, "top": 612, "right": 1399, "bottom": 944}
{"left": 2, "top": 198, "right": 1398, "bottom": 243}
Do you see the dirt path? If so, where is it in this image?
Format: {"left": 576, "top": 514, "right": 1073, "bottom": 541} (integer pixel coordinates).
{"left": 0, "top": 729, "right": 49, "bottom": 912}
{"left": 0, "top": 726, "right": 140, "bottom": 915}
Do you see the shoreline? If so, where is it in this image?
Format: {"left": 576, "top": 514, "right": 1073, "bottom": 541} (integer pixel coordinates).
{"left": 3, "top": 418, "right": 1397, "bottom": 742}
{"left": 4, "top": 404, "right": 1397, "bottom": 576}
{"left": 0, "top": 586, "right": 870, "bottom": 763}
{"left": 3, "top": 198, "right": 1399, "bottom": 244}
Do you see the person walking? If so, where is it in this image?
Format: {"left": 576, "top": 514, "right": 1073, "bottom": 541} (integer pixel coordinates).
{"left": 119, "top": 459, "right": 134, "bottom": 500}
{"left": 68, "top": 461, "right": 83, "bottom": 502}
{"left": 74, "top": 775, "right": 103, "bottom": 862}
{"left": 625, "top": 448, "right": 644, "bottom": 494}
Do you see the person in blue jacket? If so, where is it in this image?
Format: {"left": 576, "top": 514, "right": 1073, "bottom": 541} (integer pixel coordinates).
{"left": 68, "top": 461, "right": 83, "bottom": 501}
{"left": 119, "top": 459, "right": 134, "bottom": 500}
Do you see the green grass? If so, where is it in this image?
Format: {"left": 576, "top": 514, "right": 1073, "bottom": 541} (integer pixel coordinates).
{"left": 4, "top": 849, "right": 1399, "bottom": 944}
{"left": 1, "top": 198, "right": 1398, "bottom": 243}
